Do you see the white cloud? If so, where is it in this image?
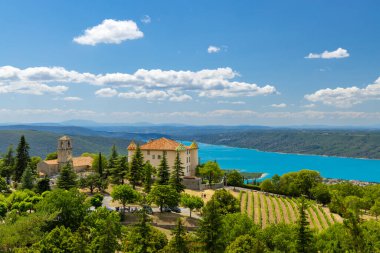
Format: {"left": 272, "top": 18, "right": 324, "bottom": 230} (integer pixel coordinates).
{"left": 0, "top": 65, "right": 277, "bottom": 100}
{"left": 95, "top": 88, "right": 118, "bottom": 97}
{"left": 73, "top": 19, "right": 144, "bottom": 45}
{"left": 305, "top": 77, "right": 380, "bottom": 108}
{"left": 141, "top": 15, "right": 151, "bottom": 24}
{"left": 305, "top": 48, "right": 349, "bottom": 59}
{"left": 0, "top": 81, "right": 67, "bottom": 95}
{"left": 217, "top": 100, "right": 246, "bottom": 105}
{"left": 207, "top": 46, "right": 220, "bottom": 54}
{"left": 63, "top": 96, "right": 82, "bottom": 101}
{"left": 271, "top": 103, "right": 287, "bottom": 108}
{"left": 169, "top": 94, "right": 192, "bottom": 102}
{"left": 302, "top": 104, "right": 316, "bottom": 108}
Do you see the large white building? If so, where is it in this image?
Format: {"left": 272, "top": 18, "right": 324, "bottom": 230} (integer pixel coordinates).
{"left": 127, "top": 137, "right": 199, "bottom": 177}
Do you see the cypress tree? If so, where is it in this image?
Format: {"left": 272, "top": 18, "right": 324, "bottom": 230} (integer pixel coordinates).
{"left": 21, "top": 164, "right": 34, "bottom": 190}
{"left": 129, "top": 144, "right": 144, "bottom": 189}
{"left": 169, "top": 152, "right": 185, "bottom": 193}
{"left": 143, "top": 161, "right": 153, "bottom": 193}
{"left": 14, "top": 135, "right": 30, "bottom": 182}
{"left": 57, "top": 164, "right": 77, "bottom": 190}
{"left": 36, "top": 176, "right": 51, "bottom": 193}
{"left": 157, "top": 152, "right": 170, "bottom": 185}
{"left": 296, "top": 197, "right": 313, "bottom": 253}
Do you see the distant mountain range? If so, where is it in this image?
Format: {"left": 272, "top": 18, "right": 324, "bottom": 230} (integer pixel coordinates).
{"left": 0, "top": 123, "right": 379, "bottom": 159}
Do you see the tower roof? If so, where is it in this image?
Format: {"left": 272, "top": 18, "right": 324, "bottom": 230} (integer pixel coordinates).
{"left": 127, "top": 140, "right": 137, "bottom": 150}
{"left": 59, "top": 135, "right": 71, "bottom": 141}
{"left": 189, "top": 141, "right": 198, "bottom": 149}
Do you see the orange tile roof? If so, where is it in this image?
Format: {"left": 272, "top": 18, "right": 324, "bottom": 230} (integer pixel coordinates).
{"left": 44, "top": 159, "right": 58, "bottom": 165}
{"left": 73, "top": 157, "right": 93, "bottom": 167}
{"left": 140, "top": 137, "right": 189, "bottom": 151}
{"left": 127, "top": 140, "right": 137, "bottom": 150}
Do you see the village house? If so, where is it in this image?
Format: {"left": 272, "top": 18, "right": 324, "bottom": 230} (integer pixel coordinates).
{"left": 127, "top": 137, "right": 199, "bottom": 177}
{"left": 37, "top": 136, "right": 93, "bottom": 176}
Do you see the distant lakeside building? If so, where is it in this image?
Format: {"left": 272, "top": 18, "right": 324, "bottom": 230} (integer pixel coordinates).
{"left": 37, "top": 136, "right": 93, "bottom": 177}
{"left": 127, "top": 137, "right": 199, "bottom": 177}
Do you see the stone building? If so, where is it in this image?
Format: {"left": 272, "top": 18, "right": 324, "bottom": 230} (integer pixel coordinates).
{"left": 127, "top": 137, "right": 199, "bottom": 177}
{"left": 37, "top": 136, "right": 93, "bottom": 176}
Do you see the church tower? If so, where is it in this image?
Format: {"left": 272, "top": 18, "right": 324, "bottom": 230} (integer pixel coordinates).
{"left": 57, "top": 136, "right": 73, "bottom": 169}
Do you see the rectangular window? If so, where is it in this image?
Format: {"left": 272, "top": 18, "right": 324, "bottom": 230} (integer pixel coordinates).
{"left": 147, "top": 151, "right": 150, "bottom": 155}
{"left": 158, "top": 155, "right": 161, "bottom": 159}
{"left": 163, "top": 151, "right": 167, "bottom": 155}
{"left": 152, "top": 155, "right": 155, "bottom": 159}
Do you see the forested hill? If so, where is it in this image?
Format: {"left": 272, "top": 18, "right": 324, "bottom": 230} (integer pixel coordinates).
{"left": 178, "top": 129, "right": 380, "bottom": 159}
{"left": 0, "top": 130, "right": 133, "bottom": 158}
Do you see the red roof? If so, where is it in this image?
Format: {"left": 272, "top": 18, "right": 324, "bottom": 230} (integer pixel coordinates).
{"left": 140, "top": 137, "right": 188, "bottom": 151}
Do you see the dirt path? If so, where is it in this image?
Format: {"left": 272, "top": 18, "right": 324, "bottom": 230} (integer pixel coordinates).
{"left": 314, "top": 206, "right": 329, "bottom": 229}
{"left": 253, "top": 191, "right": 261, "bottom": 225}
{"left": 278, "top": 198, "right": 292, "bottom": 224}
{"left": 246, "top": 191, "right": 253, "bottom": 218}
{"left": 322, "top": 207, "right": 336, "bottom": 224}
{"left": 259, "top": 193, "right": 268, "bottom": 227}
{"left": 265, "top": 195, "right": 276, "bottom": 224}
{"left": 240, "top": 192, "right": 247, "bottom": 213}
{"left": 272, "top": 197, "right": 284, "bottom": 223}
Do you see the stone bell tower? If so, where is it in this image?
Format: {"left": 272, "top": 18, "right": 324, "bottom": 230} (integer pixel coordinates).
{"left": 57, "top": 136, "right": 73, "bottom": 169}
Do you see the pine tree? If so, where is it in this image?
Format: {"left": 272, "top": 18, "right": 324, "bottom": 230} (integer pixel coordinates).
{"left": 0, "top": 145, "right": 15, "bottom": 183}
{"left": 36, "top": 176, "right": 51, "bottom": 193}
{"left": 57, "top": 164, "right": 77, "bottom": 190}
{"left": 171, "top": 218, "right": 189, "bottom": 253}
{"left": 93, "top": 152, "right": 108, "bottom": 178}
{"left": 296, "top": 197, "right": 313, "bottom": 253}
{"left": 21, "top": 164, "right": 34, "bottom": 190}
{"left": 197, "top": 199, "right": 223, "bottom": 253}
{"left": 143, "top": 162, "right": 153, "bottom": 193}
{"left": 157, "top": 152, "right": 170, "bottom": 185}
{"left": 129, "top": 144, "right": 144, "bottom": 189}
{"left": 110, "top": 156, "right": 128, "bottom": 184}
{"left": 169, "top": 152, "right": 185, "bottom": 193}
{"left": 14, "top": 135, "right": 30, "bottom": 182}
{"left": 108, "top": 145, "right": 119, "bottom": 170}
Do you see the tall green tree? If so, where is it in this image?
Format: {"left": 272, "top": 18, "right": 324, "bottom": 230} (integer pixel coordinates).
{"left": 57, "top": 164, "right": 77, "bottom": 190}
{"left": 0, "top": 145, "right": 15, "bottom": 183}
{"left": 14, "top": 135, "right": 30, "bottom": 182}
{"left": 108, "top": 144, "right": 119, "bottom": 169}
{"left": 227, "top": 170, "right": 244, "bottom": 190}
{"left": 143, "top": 161, "right": 153, "bottom": 193}
{"left": 147, "top": 185, "right": 180, "bottom": 212}
{"left": 180, "top": 193, "right": 204, "bottom": 218}
{"left": 169, "top": 152, "right": 185, "bottom": 193}
{"left": 170, "top": 218, "right": 189, "bottom": 253}
{"left": 93, "top": 152, "right": 108, "bottom": 178}
{"left": 199, "top": 161, "right": 223, "bottom": 187}
{"left": 110, "top": 156, "right": 128, "bottom": 185}
{"left": 21, "top": 164, "right": 34, "bottom": 190}
{"left": 296, "top": 197, "right": 313, "bottom": 253}
{"left": 129, "top": 144, "right": 144, "bottom": 189}
{"left": 198, "top": 199, "right": 223, "bottom": 253}
{"left": 211, "top": 189, "right": 240, "bottom": 215}
{"left": 111, "top": 184, "right": 140, "bottom": 218}
{"left": 157, "top": 152, "right": 170, "bottom": 185}
{"left": 36, "top": 176, "right": 50, "bottom": 194}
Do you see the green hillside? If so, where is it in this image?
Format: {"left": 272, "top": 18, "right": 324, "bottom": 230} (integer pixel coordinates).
{"left": 0, "top": 130, "right": 132, "bottom": 158}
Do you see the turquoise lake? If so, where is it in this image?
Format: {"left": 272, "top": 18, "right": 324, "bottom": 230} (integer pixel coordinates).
{"left": 192, "top": 142, "right": 380, "bottom": 183}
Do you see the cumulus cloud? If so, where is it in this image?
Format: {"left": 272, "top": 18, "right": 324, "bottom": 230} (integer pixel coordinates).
{"left": 95, "top": 88, "right": 118, "bottom": 97}
{"left": 0, "top": 65, "right": 277, "bottom": 101}
{"left": 207, "top": 46, "right": 220, "bottom": 54}
{"left": 271, "top": 103, "right": 287, "bottom": 108}
{"left": 73, "top": 19, "right": 144, "bottom": 45}
{"left": 305, "top": 77, "right": 380, "bottom": 108}
{"left": 305, "top": 48, "right": 349, "bottom": 59}
{"left": 141, "top": 15, "right": 151, "bottom": 24}
{"left": 63, "top": 96, "right": 82, "bottom": 101}
{"left": 217, "top": 100, "right": 245, "bottom": 105}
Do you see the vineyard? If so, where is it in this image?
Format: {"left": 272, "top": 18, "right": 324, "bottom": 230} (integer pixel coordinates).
{"left": 233, "top": 189, "right": 343, "bottom": 230}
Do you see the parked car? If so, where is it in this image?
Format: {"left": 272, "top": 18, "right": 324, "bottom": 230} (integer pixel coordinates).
{"left": 142, "top": 205, "right": 153, "bottom": 214}
{"left": 169, "top": 206, "right": 181, "bottom": 213}
{"left": 162, "top": 206, "right": 172, "bottom": 212}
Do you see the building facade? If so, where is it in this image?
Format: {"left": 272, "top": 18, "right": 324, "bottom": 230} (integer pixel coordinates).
{"left": 37, "top": 136, "right": 93, "bottom": 176}
{"left": 127, "top": 137, "right": 199, "bottom": 177}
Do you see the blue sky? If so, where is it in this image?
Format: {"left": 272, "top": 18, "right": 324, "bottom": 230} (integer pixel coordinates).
{"left": 0, "top": 0, "right": 379, "bottom": 126}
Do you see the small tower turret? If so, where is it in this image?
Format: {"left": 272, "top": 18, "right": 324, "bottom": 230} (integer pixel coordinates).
{"left": 57, "top": 136, "right": 73, "bottom": 169}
